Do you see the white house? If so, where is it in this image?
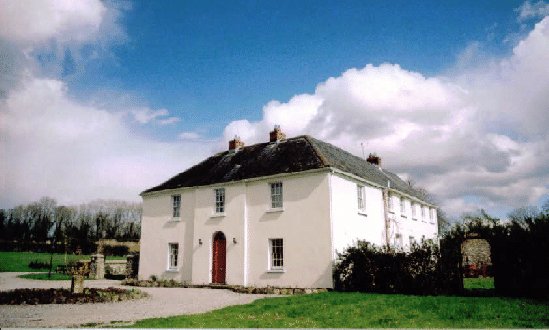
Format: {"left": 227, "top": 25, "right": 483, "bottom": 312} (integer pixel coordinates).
{"left": 138, "top": 126, "right": 438, "bottom": 289}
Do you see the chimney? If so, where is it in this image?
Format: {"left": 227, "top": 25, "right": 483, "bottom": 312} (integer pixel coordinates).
{"left": 269, "top": 125, "right": 286, "bottom": 142}
{"left": 229, "top": 135, "right": 244, "bottom": 151}
{"left": 366, "top": 153, "right": 382, "bottom": 167}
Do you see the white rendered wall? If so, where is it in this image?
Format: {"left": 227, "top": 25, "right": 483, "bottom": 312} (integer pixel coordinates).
{"left": 386, "top": 194, "right": 438, "bottom": 249}
{"left": 190, "top": 184, "right": 246, "bottom": 285}
{"left": 138, "top": 189, "right": 195, "bottom": 282}
{"left": 139, "top": 169, "right": 438, "bottom": 287}
{"left": 140, "top": 170, "right": 333, "bottom": 288}
{"left": 329, "top": 173, "right": 387, "bottom": 255}
{"left": 245, "top": 172, "right": 333, "bottom": 288}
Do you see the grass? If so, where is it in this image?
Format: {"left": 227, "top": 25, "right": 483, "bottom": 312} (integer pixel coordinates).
{"left": 130, "top": 292, "right": 549, "bottom": 328}
{"left": 18, "top": 273, "right": 73, "bottom": 280}
{"left": 464, "top": 277, "right": 495, "bottom": 290}
{"left": 0, "top": 251, "right": 124, "bottom": 272}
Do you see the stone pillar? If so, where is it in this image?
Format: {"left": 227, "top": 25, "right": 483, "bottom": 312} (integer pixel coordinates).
{"left": 71, "top": 275, "right": 84, "bottom": 293}
{"left": 126, "top": 254, "right": 139, "bottom": 279}
{"left": 90, "top": 254, "right": 105, "bottom": 279}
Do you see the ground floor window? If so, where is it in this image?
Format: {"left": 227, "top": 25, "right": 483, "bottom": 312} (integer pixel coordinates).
{"left": 168, "top": 243, "right": 179, "bottom": 270}
{"left": 269, "top": 238, "right": 284, "bottom": 270}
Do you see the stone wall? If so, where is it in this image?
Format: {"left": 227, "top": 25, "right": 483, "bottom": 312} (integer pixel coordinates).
{"left": 97, "top": 239, "right": 140, "bottom": 254}
{"left": 89, "top": 254, "right": 135, "bottom": 279}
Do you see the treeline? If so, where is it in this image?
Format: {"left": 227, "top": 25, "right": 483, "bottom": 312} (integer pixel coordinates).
{"left": 0, "top": 197, "right": 142, "bottom": 254}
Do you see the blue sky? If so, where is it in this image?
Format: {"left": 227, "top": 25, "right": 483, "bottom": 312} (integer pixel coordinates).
{"left": 1, "top": 0, "right": 548, "bottom": 218}
{"left": 67, "top": 1, "right": 526, "bottom": 138}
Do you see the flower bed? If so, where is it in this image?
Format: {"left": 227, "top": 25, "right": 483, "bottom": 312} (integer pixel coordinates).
{"left": 0, "top": 287, "right": 147, "bottom": 305}
{"left": 121, "top": 278, "right": 327, "bottom": 294}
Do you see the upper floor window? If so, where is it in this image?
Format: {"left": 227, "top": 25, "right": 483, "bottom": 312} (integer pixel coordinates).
{"left": 357, "top": 185, "right": 366, "bottom": 213}
{"left": 400, "top": 197, "right": 406, "bottom": 215}
{"left": 172, "top": 195, "right": 181, "bottom": 218}
{"left": 430, "top": 208, "right": 436, "bottom": 223}
{"left": 412, "top": 203, "right": 417, "bottom": 219}
{"left": 269, "top": 238, "right": 284, "bottom": 270}
{"left": 270, "top": 182, "right": 283, "bottom": 209}
{"left": 421, "top": 206, "right": 426, "bottom": 221}
{"left": 168, "top": 243, "right": 179, "bottom": 270}
{"left": 388, "top": 195, "right": 394, "bottom": 213}
{"left": 215, "top": 188, "right": 225, "bottom": 214}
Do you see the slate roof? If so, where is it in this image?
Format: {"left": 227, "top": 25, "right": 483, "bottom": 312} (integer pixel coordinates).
{"left": 142, "top": 135, "right": 429, "bottom": 202}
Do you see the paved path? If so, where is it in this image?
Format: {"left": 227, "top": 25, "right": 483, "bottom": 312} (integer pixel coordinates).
{"left": 0, "top": 273, "right": 275, "bottom": 328}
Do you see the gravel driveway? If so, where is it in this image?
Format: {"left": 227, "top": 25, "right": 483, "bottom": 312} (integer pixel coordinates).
{"left": 0, "top": 272, "right": 275, "bottom": 328}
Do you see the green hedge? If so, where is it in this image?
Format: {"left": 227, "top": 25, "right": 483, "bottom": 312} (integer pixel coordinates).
{"left": 333, "top": 241, "right": 462, "bottom": 295}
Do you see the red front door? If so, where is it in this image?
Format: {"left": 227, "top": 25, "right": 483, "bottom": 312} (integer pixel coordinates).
{"left": 212, "top": 232, "right": 226, "bottom": 284}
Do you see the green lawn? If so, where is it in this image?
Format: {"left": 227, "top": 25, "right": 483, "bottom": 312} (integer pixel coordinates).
{"left": 464, "top": 277, "right": 495, "bottom": 289}
{"left": 0, "top": 251, "right": 124, "bottom": 272}
{"left": 130, "top": 292, "right": 549, "bottom": 328}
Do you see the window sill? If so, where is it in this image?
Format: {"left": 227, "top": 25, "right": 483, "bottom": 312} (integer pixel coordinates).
{"left": 358, "top": 211, "right": 368, "bottom": 217}
{"left": 166, "top": 268, "right": 179, "bottom": 272}
{"left": 210, "top": 213, "right": 226, "bottom": 218}
{"left": 169, "top": 218, "right": 181, "bottom": 222}
{"left": 388, "top": 210, "right": 395, "bottom": 214}
{"left": 401, "top": 215, "right": 407, "bottom": 218}
{"left": 267, "top": 269, "right": 286, "bottom": 273}
{"left": 266, "top": 208, "right": 284, "bottom": 213}
{"left": 412, "top": 217, "right": 418, "bottom": 221}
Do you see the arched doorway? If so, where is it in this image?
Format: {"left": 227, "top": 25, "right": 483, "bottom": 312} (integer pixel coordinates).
{"left": 211, "top": 231, "right": 226, "bottom": 284}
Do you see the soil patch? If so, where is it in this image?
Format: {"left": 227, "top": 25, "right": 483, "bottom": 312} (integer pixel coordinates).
{"left": 0, "top": 287, "right": 147, "bottom": 305}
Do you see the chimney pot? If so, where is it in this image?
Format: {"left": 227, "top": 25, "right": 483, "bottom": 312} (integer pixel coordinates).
{"left": 269, "top": 125, "right": 286, "bottom": 142}
{"left": 229, "top": 135, "right": 244, "bottom": 151}
{"left": 366, "top": 153, "right": 382, "bottom": 167}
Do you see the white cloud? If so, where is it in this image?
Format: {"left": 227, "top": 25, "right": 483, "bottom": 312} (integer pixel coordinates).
{"left": 130, "top": 108, "right": 180, "bottom": 125}
{"left": 517, "top": 1, "right": 549, "bottom": 22}
{"left": 223, "top": 17, "right": 549, "bottom": 217}
{"left": 179, "top": 132, "right": 202, "bottom": 141}
{"left": 0, "top": 0, "right": 106, "bottom": 44}
{"left": 0, "top": 77, "right": 213, "bottom": 208}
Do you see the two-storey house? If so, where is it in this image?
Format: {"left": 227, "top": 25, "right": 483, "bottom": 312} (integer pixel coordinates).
{"left": 138, "top": 126, "right": 438, "bottom": 288}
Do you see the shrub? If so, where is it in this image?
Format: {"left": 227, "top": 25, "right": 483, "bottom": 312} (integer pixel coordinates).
{"left": 28, "top": 260, "right": 51, "bottom": 269}
{"left": 102, "top": 245, "right": 129, "bottom": 256}
{"left": 333, "top": 241, "right": 460, "bottom": 295}
{"left": 491, "top": 213, "right": 549, "bottom": 297}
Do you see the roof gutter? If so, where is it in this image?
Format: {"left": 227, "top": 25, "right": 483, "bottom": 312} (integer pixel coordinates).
{"left": 140, "top": 167, "right": 333, "bottom": 198}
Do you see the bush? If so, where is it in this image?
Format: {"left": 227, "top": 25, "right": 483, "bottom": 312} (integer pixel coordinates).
{"left": 333, "top": 241, "right": 461, "bottom": 295}
{"left": 28, "top": 260, "right": 51, "bottom": 269}
{"left": 491, "top": 213, "right": 549, "bottom": 297}
{"left": 102, "top": 245, "right": 129, "bottom": 256}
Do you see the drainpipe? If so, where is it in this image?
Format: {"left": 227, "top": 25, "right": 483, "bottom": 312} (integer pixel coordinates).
{"left": 382, "top": 182, "right": 391, "bottom": 249}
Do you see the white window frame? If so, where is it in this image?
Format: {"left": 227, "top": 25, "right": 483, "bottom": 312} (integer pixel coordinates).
{"left": 268, "top": 238, "right": 284, "bottom": 271}
{"left": 214, "top": 188, "right": 225, "bottom": 214}
{"left": 388, "top": 194, "right": 394, "bottom": 213}
{"left": 172, "top": 194, "right": 181, "bottom": 219}
{"left": 400, "top": 197, "right": 406, "bottom": 217}
{"left": 421, "top": 206, "right": 426, "bottom": 222}
{"left": 270, "top": 182, "right": 283, "bottom": 209}
{"left": 168, "top": 243, "right": 179, "bottom": 270}
{"left": 412, "top": 203, "right": 417, "bottom": 220}
{"left": 430, "top": 208, "right": 436, "bottom": 223}
{"left": 357, "top": 184, "right": 366, "bottom": 214}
